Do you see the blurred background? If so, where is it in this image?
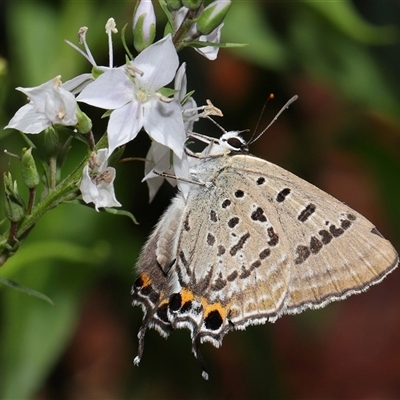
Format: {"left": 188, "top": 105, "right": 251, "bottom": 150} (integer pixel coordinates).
{"left": 1, "top": 1, "right": 400, "bottom": 399}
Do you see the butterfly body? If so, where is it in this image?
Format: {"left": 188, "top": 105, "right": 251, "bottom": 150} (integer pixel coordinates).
{"left": 131, "top": 132, "right": 398, "bottom": 378}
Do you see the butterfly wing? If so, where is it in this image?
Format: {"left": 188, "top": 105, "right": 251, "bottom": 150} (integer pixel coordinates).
{"left": 132, "top": 152, "right": 398, "bottom": 376}
{"left": 228, "top": 154, "right": 399, "bottom": 315}
{"left": 170, "top": 153, "right": 398, "bottom": 345}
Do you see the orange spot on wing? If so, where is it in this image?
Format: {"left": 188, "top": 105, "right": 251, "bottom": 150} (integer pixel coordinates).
{"left": 181, "top": 288, "right": 195, "bottom": 303}
{"left": 140, "top": 273, "right": 152, "bottom": 287}
{"left": 201, "top": 299, "right": 229, "bottom": 320}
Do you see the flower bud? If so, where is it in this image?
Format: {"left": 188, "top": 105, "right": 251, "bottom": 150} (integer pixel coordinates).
{"left": 74, "top": 106, "right": 93, "bottom": 134}
{"left": 43, "top": 126, "right": 60, "bottom": 156}
{"left": 21, "top": 148, "right": 40, "bottom": 189}
{"left": 182, "top": 0, "right": 202, "bottom": 10}
{"left": 4, "top": 172, "right": 25, "bottom": 222}
{"left": 196, "top": 0, "right": 231, "bottom": 35}
{"left": 166, "top": 0, "right": 182, "bottom": 11}
{"left": 133, "top": 0, "right": 156, "bottom": 52}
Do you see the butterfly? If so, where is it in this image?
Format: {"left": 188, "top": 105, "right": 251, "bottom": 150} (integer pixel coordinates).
{"left": 131, "top": 125, "right": 398, "bottom": 380}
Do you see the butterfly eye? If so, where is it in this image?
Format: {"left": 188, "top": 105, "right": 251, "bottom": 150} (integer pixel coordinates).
{"left": 226, "top": 137, "right": 243, "bottom": 150}
{"left": 221, "top": 136, "right": 248, "bottom": 152}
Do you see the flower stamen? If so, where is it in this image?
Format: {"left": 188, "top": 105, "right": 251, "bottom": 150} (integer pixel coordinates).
{"left": 126, "top": 64, "right": 144, "bottom": 77}
{"left": 105, "top": 18, "right": 118, "bottom": 68}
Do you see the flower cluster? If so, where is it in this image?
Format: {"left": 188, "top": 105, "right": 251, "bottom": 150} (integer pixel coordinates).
{"left": 2, "top": 0, "right": 233, "bottom": 259}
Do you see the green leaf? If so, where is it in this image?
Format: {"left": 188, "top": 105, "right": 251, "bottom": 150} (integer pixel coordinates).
{"left": 0, "top": 276, "right": 54, "bottom": 305}
{"left": 289, "top": 8, "right": 400, "bottom": 119}
{"left": 158, "top": 0, "right": 175, "bottom": 32}
{"left": 222, "top": 2, "right": 288, "bottom": 70}
{"left": 121, "top": 23, "right": 134, "bottom": 60}
{"left": 104, "top": 207, "right": 139, "bottom": 225}
{"left": 185, "top": 40, "right": 248, "bottom": 49}
{"left": 0, "top": 239, "right": 109, "bottom": 399}
{"left": 305, "top": 0, "right": 398, "bottom": 44}
{"left": 0, "top": 262, "right": 94, "bottom": 399}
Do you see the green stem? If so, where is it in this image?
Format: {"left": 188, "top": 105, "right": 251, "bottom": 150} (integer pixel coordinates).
{"left": 0, "top": 134, "right": 108, "bottom": 266}
{"left": 49, "top": 156, "right": 57, "bottom": 188}
{"left": 27, "top": 188, "right": 36, "bottom": 215}
{"left": 173, "top": 8, "right": 197, "bottom": 51}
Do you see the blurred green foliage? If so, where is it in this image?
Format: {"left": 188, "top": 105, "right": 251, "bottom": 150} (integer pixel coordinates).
{"left": 0, "top": 1, "right": 399, "bottom": 399}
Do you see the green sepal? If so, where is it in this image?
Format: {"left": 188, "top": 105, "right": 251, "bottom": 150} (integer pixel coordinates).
{"left": 159, "top": 87, "right": 178, "bottom": 97}
{"left": 4, "top": 172, "right": 25, "bottom": 222}
{"left": 182, "top": 0, "right": 202, "bottom": 10}
{"left": 91, "top": 66, "right": 106, "bottom": 79}
{"left": 181, "top": 89, "right": 195, "bottom": 105}
{"left": 133, "top": 14, "right": 156, "bottom": 53}
{"left": 166, "top": 0, "right": 183, "bottom": 11}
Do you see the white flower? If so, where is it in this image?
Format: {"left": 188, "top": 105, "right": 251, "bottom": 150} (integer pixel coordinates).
{"left": 143, "top": 141, "right": 191, "bottom": 202}
{"left": 5, "top": 76, "right": 78, "bottom": 133}
{"left": 64, "top": 19, "right": 118, "bottom": 95}
{"left": 141, "top": 63, "right": 195, "bottom": 202}
{"left": 76, "top": 35, "right": 186, "bottom": 158}
{"left": 63, "top": 73, "right": 94, "bottom": 95}
{"left": 174, "top": 63, "right": 198, "bottom": 131}
{"left": 80, "top": 149, "right": 121, "bottom": 211}
{"left": 194, "top": 24, "right": 223, "bottom": 61}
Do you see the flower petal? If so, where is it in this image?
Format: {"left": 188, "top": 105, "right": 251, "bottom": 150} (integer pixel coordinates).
{"left": 80, "top": 153, "right": 121, "bottom": 211}
{"left": 16, "top": 80, "right": 55, "bottom": 112}
{"left": 134, "top": 35, "right": 179, "bottom": 90}
{"left": 194, "top": 24, "right": 223, "bottom": 61}
{"left": 44, "top": 87, "right": 78, "bottom": 125}
{"left": 144, "top": 99, "right": 186, "bottom": 158}
{"left": 107, "top": 101, "right": 143, "bottom": 155}
{"left": 77, "top": 68, "right": 133, "bottom": 109}
{"left": 173, "top": 152, "right": 191, "bottom": 200}
{"left": 93, "top": 168, "right": 121, "bottom": 211}
{"left": 143, "top": 143, "right": 171, "bottom": 202}
{"left": 81, "top": 165, "right": 100, "bottom": 204}
{"left": 5, "top": 103, "right": 50, "bottom": 133}
{"left": 95, "top": 148, "right": 110, "bottom": 171}
{"left": 63, "top": 73, "right": 94, "bottom": 95}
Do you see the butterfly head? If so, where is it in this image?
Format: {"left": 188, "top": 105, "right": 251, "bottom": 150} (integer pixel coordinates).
{"left": 218, "top": 131, "right": 249, "bottom": 154}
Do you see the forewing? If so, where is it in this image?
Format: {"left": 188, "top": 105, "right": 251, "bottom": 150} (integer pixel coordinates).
{"left": 232, "top": 154, "right": 398, "bottom": 316}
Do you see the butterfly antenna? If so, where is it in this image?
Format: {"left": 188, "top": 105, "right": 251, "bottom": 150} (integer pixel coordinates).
{"left": 248, "top": 95, "right": 298, "bottom": 145}
{"left": 248, "top": 93, "right": 275, "bottom": 144}
{"left": 207, "top": 116, "right": 248, "bottom": 137}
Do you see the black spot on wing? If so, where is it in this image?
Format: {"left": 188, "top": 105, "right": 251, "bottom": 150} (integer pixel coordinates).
{"left": 251, "top": 207, "right": 267, "bottom": 222}
{"left": 207, "top": 233, "right": 216, "bottom": 246}
{"left": 234, "top": 190, "right": 244, "bottom": 198}
{"left": 221, "top": 199, "right": 231, "bottom": 208}
{"left": 298, "top": 203, "right": 316, "bottom": 222}
{"left": 294, "top": 245, "right": 311, "bottom": 265}
{"left": 228, "top": 217, "right": 240, "bottom": 228}
{"left": 256, "top": 177, "right": 265, "bottom": 185}
{"left": 210, "top": 210, "right": 218, "bottom": 222}
{"left": 230, "top": 232, "right": 250, "bottom": 256}
{"left": 276, "top": 188, "right": 291, "bottom": 202}
{"left": 204, "top": 310, "right": 223, "bottom": 330}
